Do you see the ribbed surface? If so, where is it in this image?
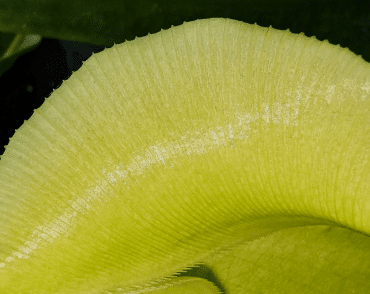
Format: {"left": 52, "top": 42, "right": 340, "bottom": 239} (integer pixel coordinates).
{"left": 0, "top": 18, "right": 369, "bottom": 293}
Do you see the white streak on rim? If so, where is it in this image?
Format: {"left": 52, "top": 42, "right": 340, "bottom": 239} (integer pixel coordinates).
{"left": 0, "top": 99, "right": 307, "bottom": 267}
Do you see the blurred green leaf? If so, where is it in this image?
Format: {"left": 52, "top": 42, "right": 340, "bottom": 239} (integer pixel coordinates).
{"left": 0, "top": 32, "right": 41, "bottom": 76}
{"left": 0, "top": 0, "right": 344, "bottom": 47}
{"left": 209, "top": 226, "right": 370, "bottom": 293}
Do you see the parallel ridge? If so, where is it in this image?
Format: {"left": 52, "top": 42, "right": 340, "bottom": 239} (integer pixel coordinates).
{"left": 0, "top": 18, "right": 369, "bottom": 293}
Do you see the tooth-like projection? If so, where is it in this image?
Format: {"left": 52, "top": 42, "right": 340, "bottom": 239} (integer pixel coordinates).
{"left": 0, "top": 18, "right": 369, "bottom": 294}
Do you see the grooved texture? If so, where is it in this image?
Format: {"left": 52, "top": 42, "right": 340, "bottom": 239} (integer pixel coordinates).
{"left": 0, "top": 18, "right": 369, "bottom": 293}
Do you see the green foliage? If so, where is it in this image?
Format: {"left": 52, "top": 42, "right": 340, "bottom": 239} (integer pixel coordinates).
{"left": 0, "top": 1, "right": 369, "bottom": 293}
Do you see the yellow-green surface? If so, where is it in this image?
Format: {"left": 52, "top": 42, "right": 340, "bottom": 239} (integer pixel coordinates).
{"left": 0, "top": 18, "right": 369, "bottom": 293}
{"left": 122, "top": 277, "right": 221, "bottom": 293}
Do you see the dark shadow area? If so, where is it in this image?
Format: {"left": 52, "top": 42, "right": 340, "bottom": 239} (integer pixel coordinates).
{"left": 176, "top": 263, "right": 227, "bottom": 294}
